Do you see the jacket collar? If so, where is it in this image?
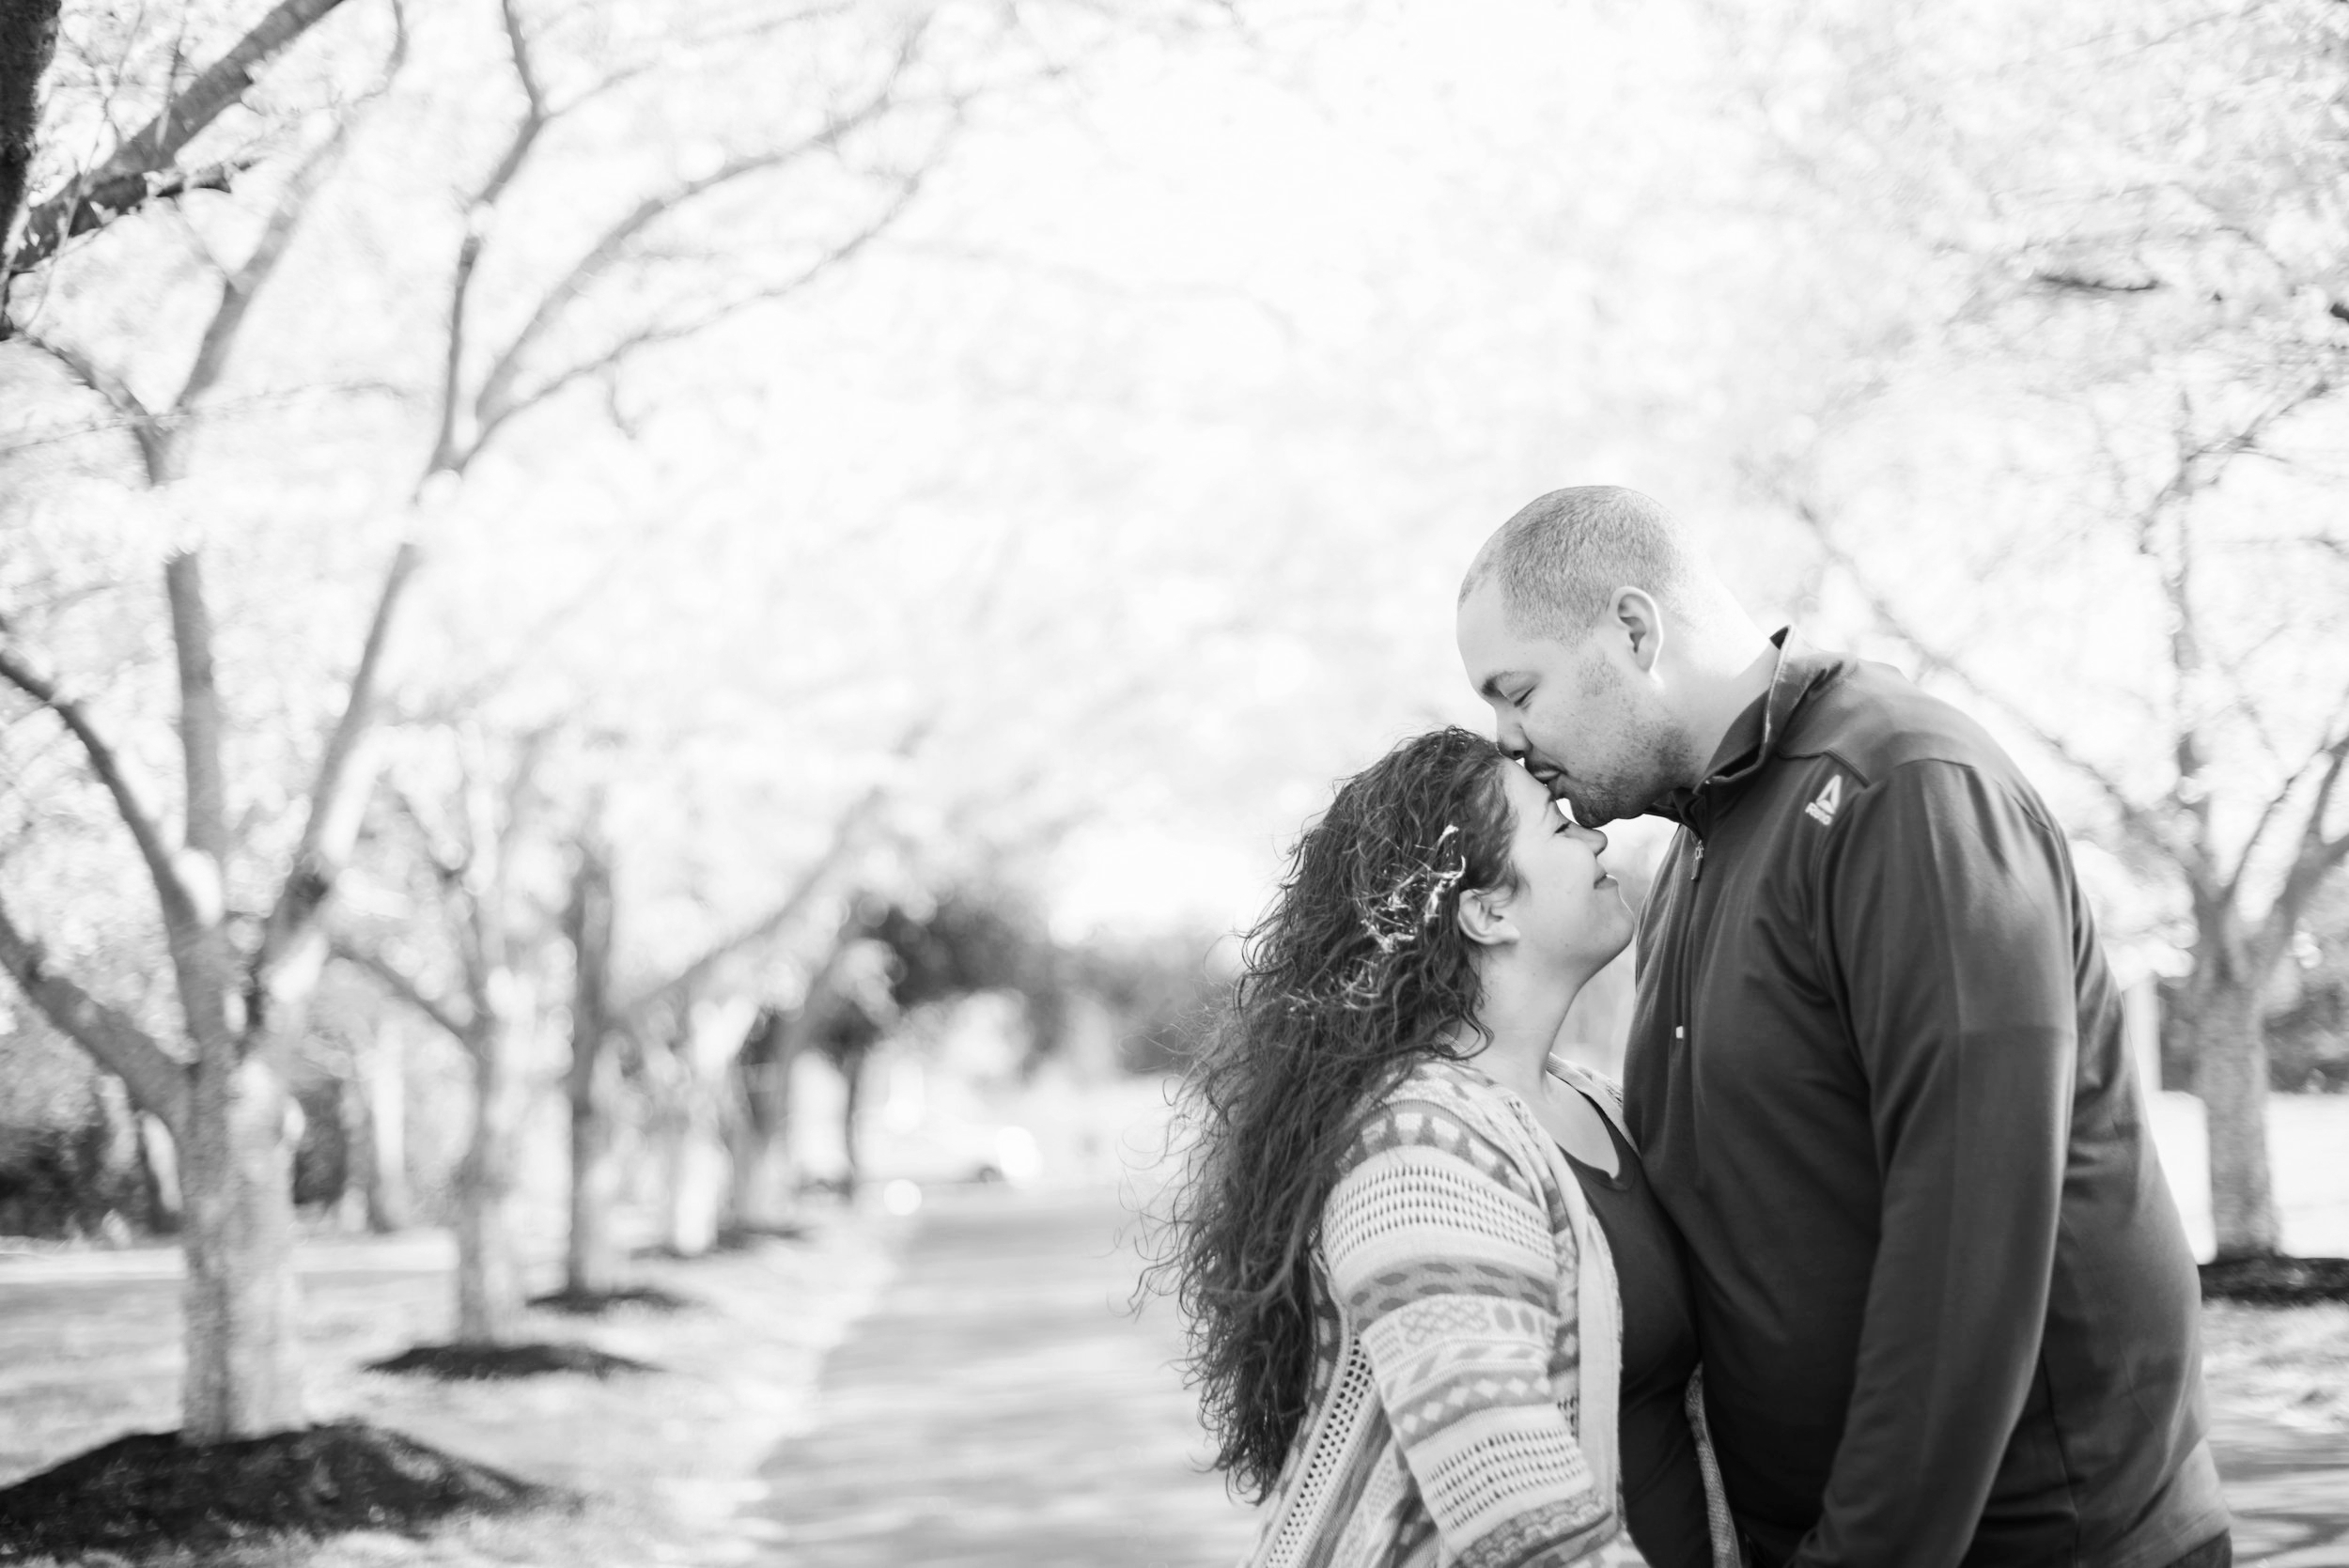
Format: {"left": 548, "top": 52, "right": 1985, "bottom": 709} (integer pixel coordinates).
{"left": 1652, "top": 627, "right": 1840, "bottom": 826}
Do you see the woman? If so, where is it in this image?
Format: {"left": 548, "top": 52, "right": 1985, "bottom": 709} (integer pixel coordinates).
{"left": 1164, "top": 727, "right": 1740, "bottom": 1567}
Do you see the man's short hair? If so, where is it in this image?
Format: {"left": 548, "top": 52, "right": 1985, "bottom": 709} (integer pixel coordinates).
{"left": 1459, "top": 486, "right": 1700, "bottom": 642}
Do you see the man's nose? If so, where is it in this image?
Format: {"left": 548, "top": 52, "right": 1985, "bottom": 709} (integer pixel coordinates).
{"left": 1493, "top": 709, "right": 1528, "bottom": 754}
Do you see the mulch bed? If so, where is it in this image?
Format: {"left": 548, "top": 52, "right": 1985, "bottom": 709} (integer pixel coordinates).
{"left": 526, "top": 1283, "right": 697, "bottom": 1317}
{"left": 707, "top": 1220, "right": 813, "bottom": 1253}
{"left": 0, "top": 1420, "right": 562, "bottom": 1561}
{"left": 630, "top": 1221, "right": 809, "bottom": 1262}
{"left": 2200, "top": 1254, "right": 2349, "bottom": 1306}
{"left": 365, "top": 1342, "right": 656, "bottom": 1380}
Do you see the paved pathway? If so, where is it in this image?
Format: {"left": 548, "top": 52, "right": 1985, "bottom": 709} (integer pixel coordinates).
{"left": 2214, "top": 1426, "right": 2349, "bottom": 1567}
{"left": 757, "top": 1189, "right": 2349, "bottom": 1567}
{"left": 755, "top": 1188, "right": 1256, "bottom": 1567}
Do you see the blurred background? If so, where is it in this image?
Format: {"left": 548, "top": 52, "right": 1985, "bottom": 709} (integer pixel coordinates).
{"left": 3, "top": 0, "right": 2348, "bottom": 1561}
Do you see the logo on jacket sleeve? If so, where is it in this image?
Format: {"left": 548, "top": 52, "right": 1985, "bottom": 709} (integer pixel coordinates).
{"left": 1804, "top": 774, "right": 1844, "bottom": 826}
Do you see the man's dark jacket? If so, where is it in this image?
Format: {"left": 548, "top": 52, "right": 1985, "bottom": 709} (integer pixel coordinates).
{"left": 1625, "top": 634, "right": 2228, "bottom": 1568}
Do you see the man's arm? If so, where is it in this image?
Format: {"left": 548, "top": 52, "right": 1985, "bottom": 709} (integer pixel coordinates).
{"left": 1792, "top": 759, "right": 2077, "bottom": 1568}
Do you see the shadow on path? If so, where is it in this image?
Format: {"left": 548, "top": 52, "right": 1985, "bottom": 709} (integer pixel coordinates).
{"left": 2215, "top": 1427, "right": 2349, "bottom": 1567}
{"left": 756, "top": 1188, "right": 1255, "bottom": 1568}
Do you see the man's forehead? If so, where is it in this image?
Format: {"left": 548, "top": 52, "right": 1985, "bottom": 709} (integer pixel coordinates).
{"left": 1459, "top": 588, "right": 1565, "bottom": 665}
{"left": 1455, "top": 580, "right": 1523, "bottom": 646}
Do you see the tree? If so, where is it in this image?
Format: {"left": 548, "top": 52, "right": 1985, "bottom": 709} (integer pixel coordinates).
{"left": 1733, "top": 0, "right": 2349, "bottom": 1258}
{"left": 334, "top": 725, "right": 559, "bottom": 1343}
{"left": 0, "top": 0, "right": 408, "bottom": 1440}
{"left": 558, "top": 812, "right": 622, "bottom": 1293}
{"left": 588, "top": 780, "right": 894, "bottom": 1261}
{"left": 723, "top": 1003, "right": 796, "bottom": 1233}
{"left": 773, "top": 880, "right": 1064, "bottom": 1195}
{"left": 0, "top": 558, "right": 407, "bottom": 1437}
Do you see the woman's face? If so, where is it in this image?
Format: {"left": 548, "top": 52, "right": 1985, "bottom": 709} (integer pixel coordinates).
{"left": 1489, "top": 759, "right": 1636, "bottom": 970}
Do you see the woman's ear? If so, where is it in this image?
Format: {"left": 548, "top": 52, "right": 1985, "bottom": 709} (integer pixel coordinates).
{"left": 1455, "top": 884, "right": 1517, "bottom": 949}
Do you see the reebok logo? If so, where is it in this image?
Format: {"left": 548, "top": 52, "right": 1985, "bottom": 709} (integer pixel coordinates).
{"left": 1804, "top": 775, "right": 1843, "bottom": 827}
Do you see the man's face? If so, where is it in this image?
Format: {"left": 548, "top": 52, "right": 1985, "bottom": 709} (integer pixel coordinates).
{"left": 1455, "top": 580, "right": 1688, "bottom": 827}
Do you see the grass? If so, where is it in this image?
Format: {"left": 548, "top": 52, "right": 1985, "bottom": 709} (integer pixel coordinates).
{"left": 0, "top": 1206, "right": 901, "bottom": 1566}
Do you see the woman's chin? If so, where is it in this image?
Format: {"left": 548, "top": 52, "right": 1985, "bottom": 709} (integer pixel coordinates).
{"left": 1596, "top": 904, "right": 1636, "bottom": 962}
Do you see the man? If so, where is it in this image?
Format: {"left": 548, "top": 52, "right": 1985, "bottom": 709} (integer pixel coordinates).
{"left": 1455, "top": 486, "right": 2229, "bottom": 1568}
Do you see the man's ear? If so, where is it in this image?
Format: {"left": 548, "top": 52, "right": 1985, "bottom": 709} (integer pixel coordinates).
{"left": 1455, "top": 884, "right": 1517, "bottom": 949}
{"left": 1610, "top": 587, "right": 1666, "bottom": 674}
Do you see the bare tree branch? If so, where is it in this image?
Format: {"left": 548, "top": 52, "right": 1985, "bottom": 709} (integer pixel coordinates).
{"left": 0, "top": 643, "right": 198, "bottom": 927}
{"left": 2253, "top": 733, "right": 2349, "bottom": 970}
{"left": 163, "top": 552, "right": 229, "bottom": 869}
{"left": 331, "top": 935, "right": 471, "bottom": 1042}
{"left": 2223, "top": 689, "right": 2349, "bottom": 901}
{"left": 8, "top": 156, "right": 252, "bottom": 281}
{"left": 2031, "top": 266, "right": 2159, "bottom": 295}
{"left": 619, "top": 790, "right": 883, "bottom": 1029}
{"left": 424, "top": 0, "right": 557, "bottom": 481}
{"left": 7, "top": 0, "right": 356, "bottom": 276}
{"left": 463, "top": 38, "right": 935, "bottom": 458}
{"left": 614, "top": 714, "right": 932, "bottom": 1031}
{"left": 476, "top": 167, "right": 928, "bottom": 444}
{"left": 0, "top": 890, "right": 190, "bottom": 1136}
{"left": 381, "top": 777, "right": 465, "bottom": 884}
{"left": 173, "top": 5, "right": 405, "bottom": 418}
{"left": 1788, "top": 495, "right": 2195, "bottom": 870}
{"left": 250, "top": 541, "right": 421, "bottom": 1009}
{"left": 14, "top": 329, "right": 167, "bottom": 475}
{"left": 497, "top": 0, "right": 549, "bottom": 121}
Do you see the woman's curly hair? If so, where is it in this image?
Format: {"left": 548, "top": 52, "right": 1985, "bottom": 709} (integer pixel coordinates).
{"left": 1154, "top": 725, "right": 1520, "bottom": 1499}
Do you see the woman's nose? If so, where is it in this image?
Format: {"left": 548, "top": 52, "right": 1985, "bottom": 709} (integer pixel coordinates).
{"left": 1572, "top": 824, "right": 1609, "bottom": 856}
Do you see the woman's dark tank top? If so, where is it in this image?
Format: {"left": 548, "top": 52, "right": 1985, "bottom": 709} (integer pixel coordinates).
{"left": 1558, "top": 1091, "right": 1714, "bottom": 1568}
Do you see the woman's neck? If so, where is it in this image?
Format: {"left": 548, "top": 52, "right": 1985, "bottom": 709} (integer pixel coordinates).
{"left": 1462, "top": 959, "right": 1587, "bottom": 1103}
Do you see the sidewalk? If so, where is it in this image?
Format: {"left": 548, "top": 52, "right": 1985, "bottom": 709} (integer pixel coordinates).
{"left": 754, "top": 1188, "right": 1255, "bottom": 1567}
{"left": 756, "top": 1187, "right": 2349, "bottom": 1568}
{"left": 2214, "top": 1426, "right": 2349, "bottom": 1567}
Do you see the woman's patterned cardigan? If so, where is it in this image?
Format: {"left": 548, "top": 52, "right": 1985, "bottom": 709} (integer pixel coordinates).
{"left": 1238, "top": 1055, "right": 1741, "bottom": 1568}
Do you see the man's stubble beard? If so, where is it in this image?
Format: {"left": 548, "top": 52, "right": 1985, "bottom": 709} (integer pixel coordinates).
{"left": 1555, "top": 667, "right": 1692, "bottom": 829}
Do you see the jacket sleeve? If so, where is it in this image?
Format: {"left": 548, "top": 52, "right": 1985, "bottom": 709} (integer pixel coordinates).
{"left": 1322, "top": 1103, "right": 1612, "bottom": 1568}
{"left": 1790, "top": 759, "right": 2077, "bottom": 1568}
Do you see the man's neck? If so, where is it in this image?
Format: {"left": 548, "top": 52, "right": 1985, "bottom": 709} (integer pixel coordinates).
{"left": 1673, "top": 635, "right": 1781, "bottom": 791}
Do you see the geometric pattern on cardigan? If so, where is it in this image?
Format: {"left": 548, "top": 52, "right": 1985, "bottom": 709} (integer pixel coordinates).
{"left": 1237, "top": 1055, "right": 1744, "bottom": 1568}
{"left": 1241, "top": 1058, "right": 1613, "bottom": 1568}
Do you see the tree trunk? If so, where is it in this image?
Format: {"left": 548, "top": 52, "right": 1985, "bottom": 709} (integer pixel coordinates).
{"left": 724, "top": 1010, "right": 796, "bottom": 1230}
{"left": 137, "top": 1110, "right": 183, "bottom": 1233}
{"left": 839, "top": 1048, "right": 865, "bottom": 1199}
{"left": 653, "top": 1081, "right": 722, "bottom": 1256}
{"left": 453, "top": 998, "right": 530, "bottom": 1343}
{"left": 0, "top": 0, "right": 62, "bottom": 326}
{"left": 563, "top": 831, "right": 621, "bottom": 1295}
{"left": 566, "top": 1041, "right": 622, "bottom": 1292}
{"left": 179, "top": 1054, "right": 305, "bottom": 1440}
{"left": 350, "top": 1017, "right": 409, "bottom": 1234}
{"left": 2189, "top": 963, "right": 2282, "bottom": 1260}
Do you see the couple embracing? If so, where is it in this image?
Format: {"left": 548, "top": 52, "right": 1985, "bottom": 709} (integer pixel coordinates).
{"left": 1169, "top": 489, "right": 2230, "bottom": 1568}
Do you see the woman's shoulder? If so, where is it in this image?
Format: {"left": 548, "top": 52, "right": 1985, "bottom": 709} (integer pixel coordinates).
{"left": 1545, "top": 1055, "right": 1626, "bottom": 1115}
{"left": 1341, "top": 1057, "right": 1541, "bottom": 1177}
{"left": 1366, "top": 1054, "right": 1508, "bottom": 1123}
